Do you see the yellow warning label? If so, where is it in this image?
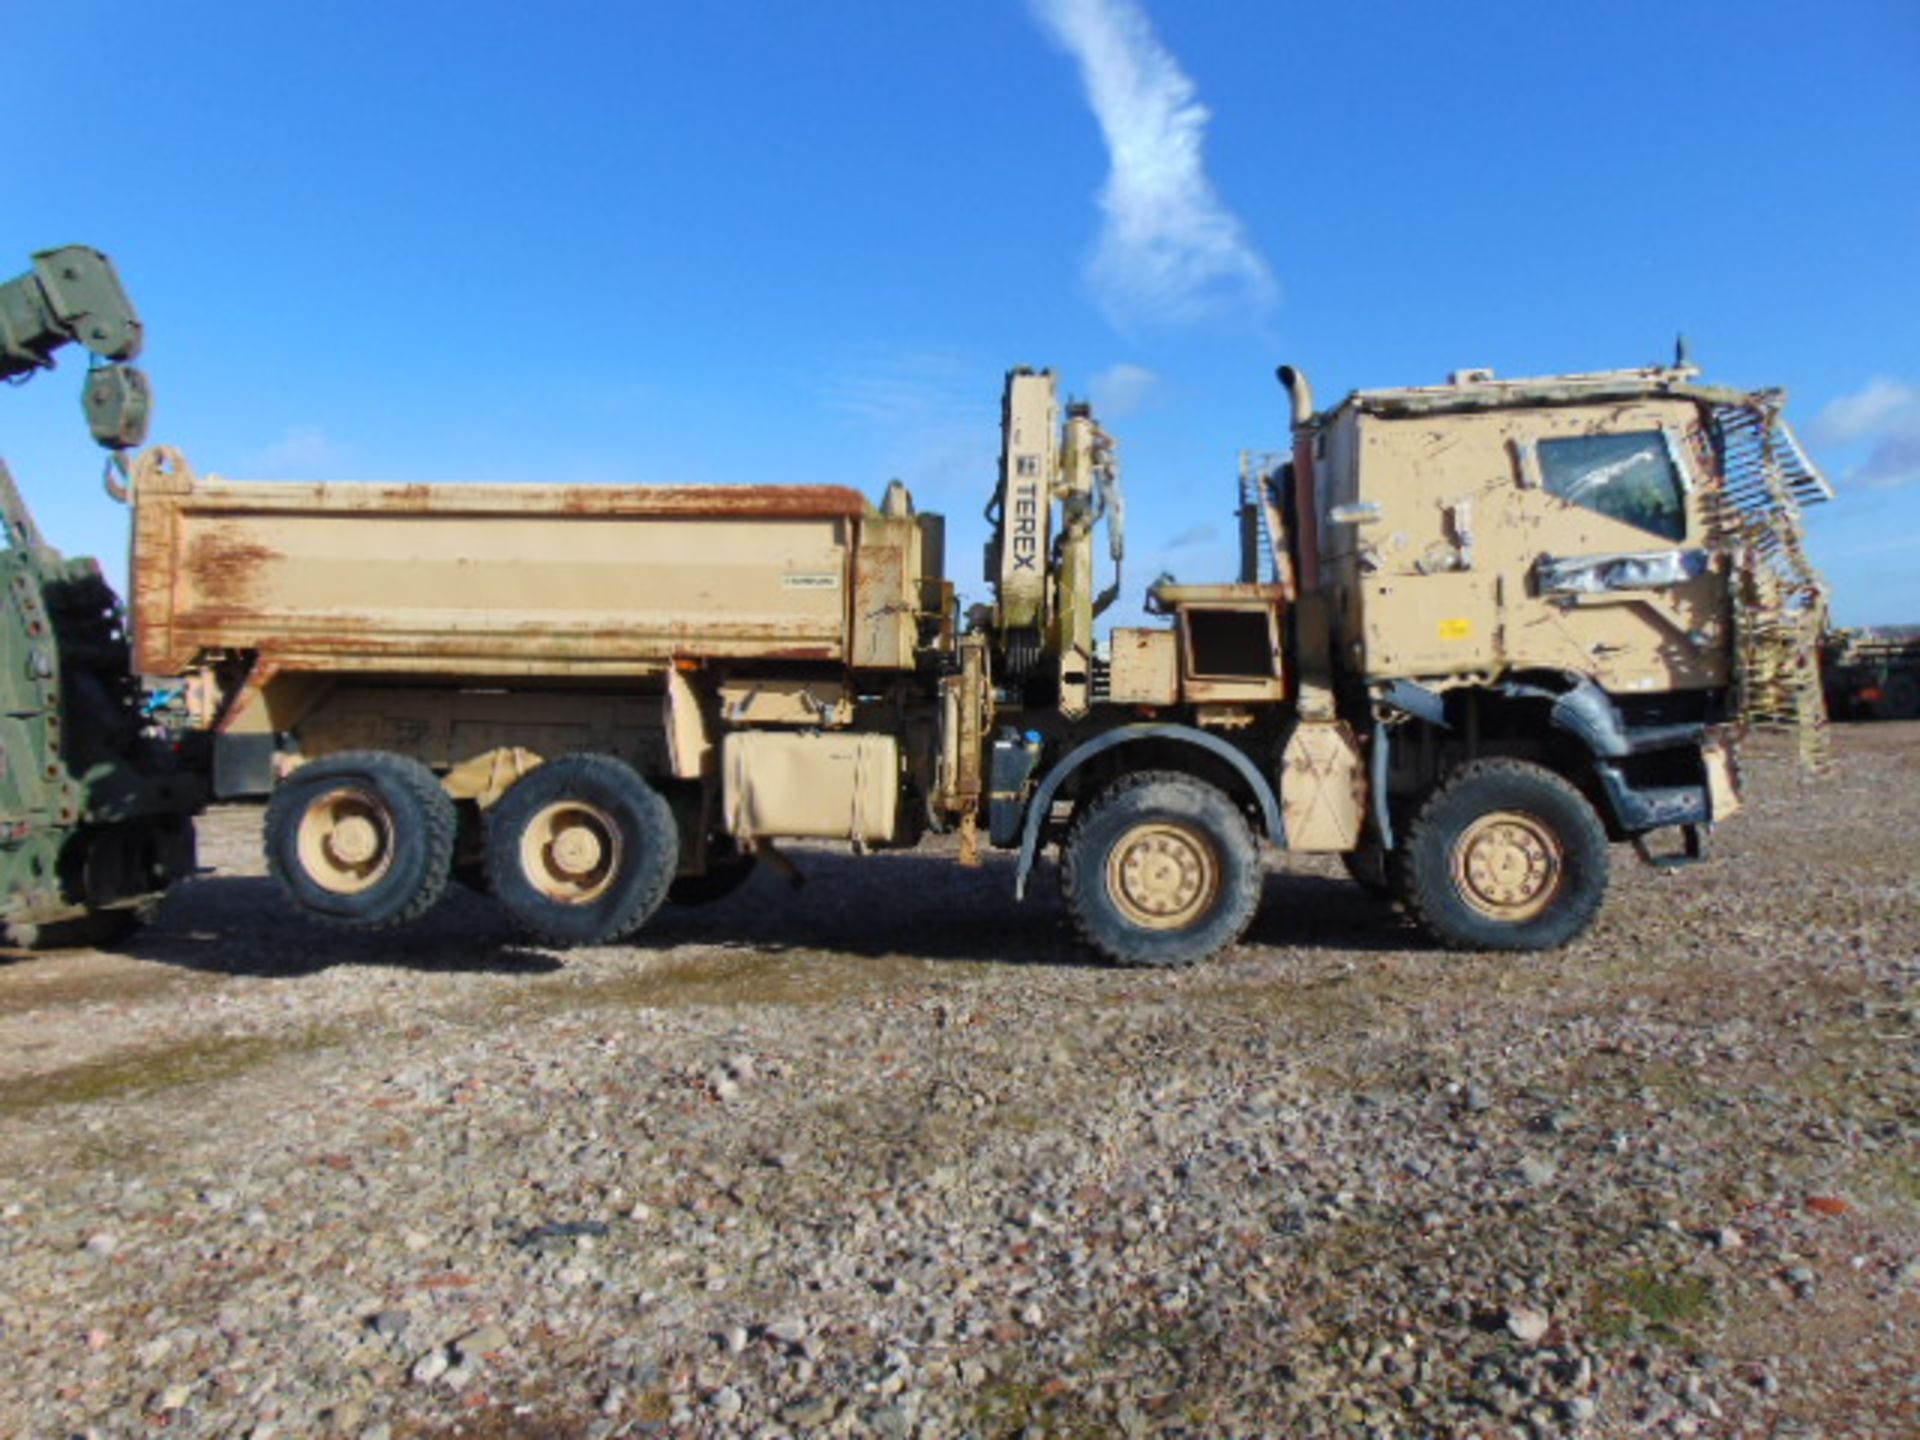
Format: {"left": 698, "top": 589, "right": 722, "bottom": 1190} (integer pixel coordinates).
{"left": 1439, "top": 618, "right": 1473, "bottom": 641}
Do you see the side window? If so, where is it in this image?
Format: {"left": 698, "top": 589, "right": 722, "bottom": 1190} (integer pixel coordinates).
{"left": 1537, "top": 431, "right": 1685, "bottom": 540}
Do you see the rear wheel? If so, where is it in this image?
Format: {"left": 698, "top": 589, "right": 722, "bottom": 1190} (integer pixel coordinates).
{"left": 265, "top": 751, "right": 456, "bottom": 928}
{"left": 1400, "top": 759, "right": 1608, "bottom": 951}
{"left": 485, "top": 755, "right": 678, "bottom": 946}
{"left": 1061, "top": 771, "right": 1262, "bottom": 968}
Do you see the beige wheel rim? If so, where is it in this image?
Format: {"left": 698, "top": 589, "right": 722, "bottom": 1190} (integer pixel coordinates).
{"left": 1451, "top": 810, "right": 1564, "bottom": 922}
{"left": 1106, "top": 821, "right": 1220, "bottom": 930}
{"left": 295, "top": 786, "right": 396, "bottom": 895}
{"left": 519, "top": 800, "right": 621, "bottom": 905}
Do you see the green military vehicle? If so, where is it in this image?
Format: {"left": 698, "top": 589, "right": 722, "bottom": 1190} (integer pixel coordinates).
{"left": 0, "top": 246, "right": 202, "bottom": 944}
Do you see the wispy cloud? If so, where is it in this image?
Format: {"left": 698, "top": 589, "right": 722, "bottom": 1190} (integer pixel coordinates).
{"left": 821, "top": 349, "right": 982, "bottom": 430}
{"left": 1090, "top": 362, "right": 1160, "bottom": 417}
{"left": 1812, "top": 377, "right": 1920, "bottom": 489}
{"left": 1030, "top": 0, "right": 1276, "bottom": 331}
{"left": 815, "top": 347, "right": 1001, "bottom": 504}
{"left": 244, "top": 423, "right": 342, "bottom": 478}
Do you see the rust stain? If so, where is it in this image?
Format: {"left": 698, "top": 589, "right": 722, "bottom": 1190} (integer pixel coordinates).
{"left": 166, "top": 612, "right": 849, "bottom": 675}
{"left": 191, "top": 481, "right": 871, "bottom": 520}
{"left": 543, "top": 485, "right": 869, "bottom": 520}
{"left": 183, "top": 532, "right": 282, "bottom": 610}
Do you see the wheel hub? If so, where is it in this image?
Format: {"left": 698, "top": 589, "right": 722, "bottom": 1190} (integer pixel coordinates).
{"left": 295, "top": 787, "right": 395, "bottom": 895}
{"left": 1107, "top": 822, "right": 1219, "bottom": 930}
{"left": 520, "top": 801, "right": 621, "bottom": 905}
{"left": 548, "top": 824, "right": 605, "bottom": 877}
{"left": 1452, "top": 810, "right": 1563, "bottom": 921}
{"left": 328, "top": 815, "right": 380, "bottom": 865}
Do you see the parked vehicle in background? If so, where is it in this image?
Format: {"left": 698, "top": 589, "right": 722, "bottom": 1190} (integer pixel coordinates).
{"left": 1823, "top": 626, "right": 1920, "bottom": 721}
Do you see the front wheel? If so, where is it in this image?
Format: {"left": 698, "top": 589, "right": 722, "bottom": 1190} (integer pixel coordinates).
{"left": 1061, "top": 771, "right": 1262, "bottom": 968}
{"left": 485, "top": 754, "right": 678, "bottom": 946}
{"left": 1399, "top": 759, "right": 1609, "bottom": 952}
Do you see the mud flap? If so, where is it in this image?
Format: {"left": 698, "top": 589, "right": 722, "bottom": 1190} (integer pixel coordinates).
{"left": 1631, "top": 823, "right": 1709, "bottom": 870}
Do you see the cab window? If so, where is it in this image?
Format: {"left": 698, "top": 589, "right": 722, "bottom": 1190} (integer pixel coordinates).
{"left": 1538, "top": 431, "right": 1685, "bottom": 540}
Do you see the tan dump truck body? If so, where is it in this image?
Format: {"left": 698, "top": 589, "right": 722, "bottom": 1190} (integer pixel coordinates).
{"left": 132, "top": 462, "right": 933, "bottom": 678}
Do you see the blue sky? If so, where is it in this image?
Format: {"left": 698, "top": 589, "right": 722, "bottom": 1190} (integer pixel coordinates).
{"left": 9, "top": 0, "right": 1918, "bottom": 627}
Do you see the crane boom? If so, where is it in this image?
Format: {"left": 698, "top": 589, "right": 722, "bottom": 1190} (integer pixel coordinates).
{"left": 0, "top": 245, "right": 150, "bottom": 451}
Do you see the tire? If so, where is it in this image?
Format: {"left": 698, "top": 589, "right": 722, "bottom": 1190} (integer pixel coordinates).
{"left": 1873, "top": 671, "right": 1920, "bottom": 721}
{"left": 1399, "top": 759, "right": 1609, "bottom": 952}
{"left": 668, "top": 854, "right": 757, "bottom": 907}
{"left": 485, "top": 754, "right": 678, "bottom": 947}
{"left": 1061, "top": 771, "right": 1262, "bottom": 968}
{"left": 265, "top": 751, "right": 456, "bottom": 929}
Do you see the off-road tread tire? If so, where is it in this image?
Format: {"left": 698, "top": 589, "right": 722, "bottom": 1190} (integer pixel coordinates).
{"left": 265, "top": 751, "right": 456, "bottom": 930}
{"left": 1400, "top": 758, "right": 1609, "bottom": 953}
{"left": 1060, "top": 770, "right": 1261, "bottom": 969}
{"left": 485, "top": 754, "right": 678, "bottom": 948}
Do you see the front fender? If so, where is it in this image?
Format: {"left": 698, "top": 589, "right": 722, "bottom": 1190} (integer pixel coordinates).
{"left": 1011, "top": 723, "right": 1282, "bottom": 900}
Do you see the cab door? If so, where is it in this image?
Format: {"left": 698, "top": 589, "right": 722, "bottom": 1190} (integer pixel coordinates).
{"left": 1508, "top": 403, "right": 1728, "bottom": 694}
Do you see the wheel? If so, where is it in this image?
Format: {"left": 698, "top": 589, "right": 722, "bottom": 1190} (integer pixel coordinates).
{"left": 484, "top": 754, "right": 678, "bottom": 946}
{"left": 1872, "top": 671, "right": 1919, "bottom": 721}
{"left": 1061, "top": 771, "right": 1262, "bottom": 968}
{"left": 1399, "top": 759, "right": 1609, "bottom": 952}
{"left": 265, "top": 751, "right": 456, "bottom": 928}
{"left": 668, "top": 854, "right": 757, "bottom": 906}
{"left": 1341, "top": 847, "right": 1392, "bottom": 898}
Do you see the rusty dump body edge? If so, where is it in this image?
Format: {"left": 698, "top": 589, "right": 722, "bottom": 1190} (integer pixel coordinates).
{"left": 135, "top": 478, "right": 872, "bottom": 518}
{"left": 131, "top": 466, "right": 879, "bottom": 677}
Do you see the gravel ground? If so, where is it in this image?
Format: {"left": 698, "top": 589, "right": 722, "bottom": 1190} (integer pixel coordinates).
{"left": 0, "top": 725, "right": 1915, "bottom": 1440}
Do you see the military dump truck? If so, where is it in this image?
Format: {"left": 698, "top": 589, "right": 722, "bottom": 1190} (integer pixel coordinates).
{"left": 0, "top": 247, "right": 201, "bottom": 943}
{"left": 1823, "top": 625, "right": 1920, "bottom": 720}
{"left": 127, "top": 361, "right": 1830, "bottom": 965}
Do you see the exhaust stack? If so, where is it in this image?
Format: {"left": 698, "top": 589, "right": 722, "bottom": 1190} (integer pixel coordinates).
{"left": 1276, "top": 364, "right": 1314, "bottom": 428}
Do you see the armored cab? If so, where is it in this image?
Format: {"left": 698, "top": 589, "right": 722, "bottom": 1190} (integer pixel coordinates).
{"left": 1259, "top": 363, "right": 1831, "bottom": 949}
